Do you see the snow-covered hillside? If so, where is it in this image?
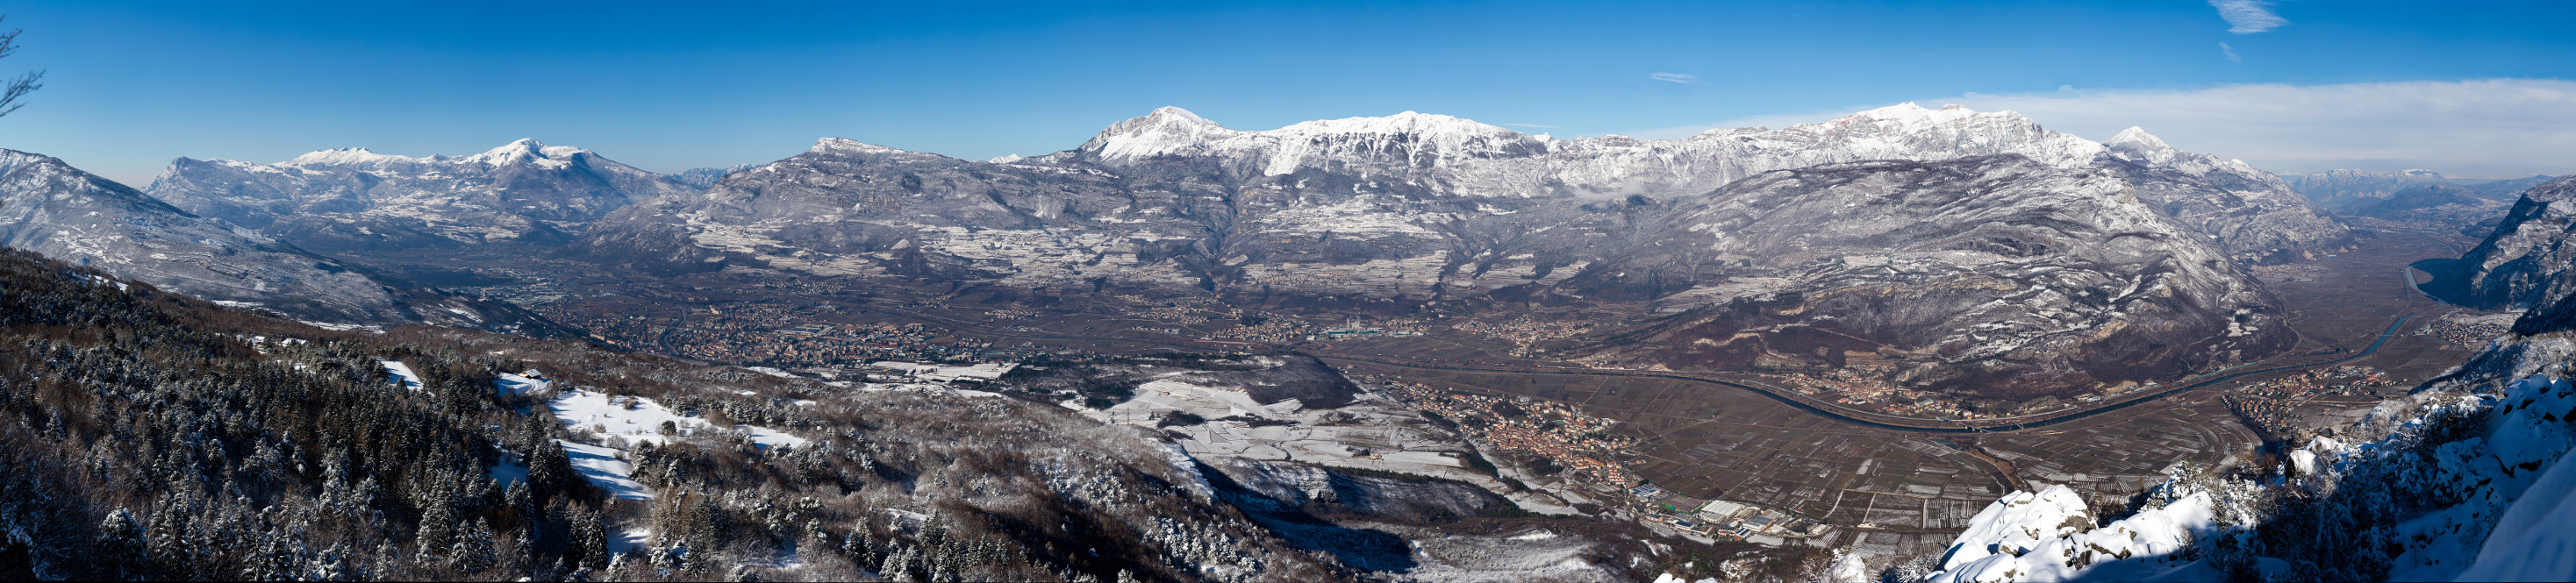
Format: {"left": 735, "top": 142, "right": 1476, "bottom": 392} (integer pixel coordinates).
{"left": 1896, "top": 344, "right": 2576, "bottom": 582}
{"left": 145, "top": 139, "right": 696, "bottom": 252}
{"left": 0, "top": 148, "right": 427, "bottom": 325}
{"left": 1049, "top": 103, "right": 2345, "bottom": 262}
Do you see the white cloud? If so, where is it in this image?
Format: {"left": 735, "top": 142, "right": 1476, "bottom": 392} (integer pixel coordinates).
{"left": 1649, "top": 72, "right": 1697, "bottom": 84}
{"left": 1627, "top": 79, "right": 2576, "bottom": 177}
{"left": 2219, "top": 41, "right": 2242, "bottom": 62}
{"left": 2209, "top": 0, "right": 2288, "bottom": 34}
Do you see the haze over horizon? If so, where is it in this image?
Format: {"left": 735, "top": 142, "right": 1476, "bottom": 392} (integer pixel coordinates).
{"left": 4, "top": 1, "right": 2574, "bottom": 186}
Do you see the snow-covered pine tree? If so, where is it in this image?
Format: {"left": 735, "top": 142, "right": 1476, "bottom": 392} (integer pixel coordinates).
{"left": 94, "top": 508, "right": 150, "bottom": 580}
{"left": 576, "top": 505, "right": 612, "bottom": 569}
{"left": 449, "top": 517, "right": 498, "bottom": 573}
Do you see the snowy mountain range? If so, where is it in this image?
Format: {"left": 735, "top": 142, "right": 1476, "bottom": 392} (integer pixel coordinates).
{"left": 1042, "top": 104, "right": 2347, "bottom": 264}
{"left": 145, "top": 139, "right": 697, "bottom": 253}
{"left": 0, "top": 148, "right": 565, "bottom": 333}
{"left": 569, "top": 104, "right": 2308, "bottom": 394}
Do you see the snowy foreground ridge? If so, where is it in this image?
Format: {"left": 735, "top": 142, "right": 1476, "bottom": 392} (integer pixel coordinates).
{"left": 1876, "top": 374, "right": 2576, "bottom": 583}
{"left": 1923, "top": 484, "right": 2255, "bottom": 582}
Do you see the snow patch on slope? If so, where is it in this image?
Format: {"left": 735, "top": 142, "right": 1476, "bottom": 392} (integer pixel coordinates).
{"left": 548, "top": 387, "right": 809, "bottom": 451}
{"left": 380, "top": 359, "right": 424, "bottom": 392}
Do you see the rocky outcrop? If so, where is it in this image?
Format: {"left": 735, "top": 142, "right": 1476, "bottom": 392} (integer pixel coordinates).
{"left": 2094, "top": 127, "right": 2355, "bottom": 263}
{"left": 146, "top": 139, "right": 695, "bottom": 253}
{"left": 2428, "top": 176, "right": 2576, "bottom": 309}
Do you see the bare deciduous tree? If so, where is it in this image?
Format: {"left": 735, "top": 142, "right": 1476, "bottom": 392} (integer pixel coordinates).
{"left": 0, "top": 17, "right": 41, "bottom": 117}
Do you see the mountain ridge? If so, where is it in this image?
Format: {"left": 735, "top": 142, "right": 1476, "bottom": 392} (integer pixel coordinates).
{"left": 146, "top": 139, "right": 698, "bottom": 253}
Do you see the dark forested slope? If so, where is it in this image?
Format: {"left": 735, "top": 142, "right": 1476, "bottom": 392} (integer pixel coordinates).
{"left": 0, "top": 248, "right": 1375, "bottom": 581}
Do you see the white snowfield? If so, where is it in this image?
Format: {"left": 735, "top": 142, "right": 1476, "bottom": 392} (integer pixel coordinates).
{"left": 558, "top": 439, "right": 649, "bottom": 500}
{"left": 493, "top": 369, "right": 550, "bottom": 395}
{"left": 869, "top": 361, "right": 1017, "bottom": 382}
{"left": 1102, "top": 379, "right": 1305, "bottom": 423}
{"left": 379, "top": 360, "right": 424, "bottom": 392}
{"left": 542, "top": 387, "right": 812, "bottom": 500}
{"left": 1086, "top": 377, "right": 1585, "bottom": 517}
{"left": 548, "top": 387, "right": 808, "bottom": 451}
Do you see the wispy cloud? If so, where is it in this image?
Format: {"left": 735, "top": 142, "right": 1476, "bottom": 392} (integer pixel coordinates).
{"left": 2209, "top": 0, "right": 2287, "bottom": 34}
{"left": 1649, "top": 72, "right": 1697, "bottom": 84}
{"left": 2219, "top": 41, "right": 2242, "bottom": 61}
{"left": 1625, "top": 79, "right": 2576, "bottom": 177}
{"left": 1499, "top": 123, "right": 1563, "bottom": 129}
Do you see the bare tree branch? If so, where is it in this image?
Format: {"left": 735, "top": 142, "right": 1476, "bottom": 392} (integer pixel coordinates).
{"left": 0, "top": 18, "right": 40, "bottom": 118}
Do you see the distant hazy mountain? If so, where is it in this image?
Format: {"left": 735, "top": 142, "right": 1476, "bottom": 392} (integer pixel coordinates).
{"left": 574, "top": 104, "right": 2305, "bottom": 394}
{"left": 0, "top": 148, "right": 566, "bottom": 333}
{"left": 670, "top": 163, "right": 759, "bottom": 188}
{"left": 145, "top": 139, "right": 696, "bottom": 253}
{"left": 2281, "top": 168, "right": 2556, "bottom": 211}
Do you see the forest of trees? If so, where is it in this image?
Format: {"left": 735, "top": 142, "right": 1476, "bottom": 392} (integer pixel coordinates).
{"left": 0, "top": 249, "right": 1363, "bottom": 581}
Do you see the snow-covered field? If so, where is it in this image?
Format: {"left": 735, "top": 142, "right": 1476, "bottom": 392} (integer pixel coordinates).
{"left": 380, "top": 360, "right": 423, "bottom": 392}
{"left": 548, "top": 387, "right": 808, "bottom": 450}
{"left": 493, "top": 369, "right": 550, "bottom": 395}
{"left": 1080, "top": 377, "right": 1585, "bottom": 517}
{"left": 560, "top": 440, "right": 649, "bottom": 500}
{"left": 540, "top": 387, "right": 812, "bottom": 499}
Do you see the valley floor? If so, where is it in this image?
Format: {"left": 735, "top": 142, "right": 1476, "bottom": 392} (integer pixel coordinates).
{"left": 311, "top": 231, "right": 2504, "bottom": 565}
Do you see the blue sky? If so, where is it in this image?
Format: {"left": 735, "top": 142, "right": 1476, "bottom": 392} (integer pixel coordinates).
{"left": 4, "top": 0, "right": 2574, "bottom": 186}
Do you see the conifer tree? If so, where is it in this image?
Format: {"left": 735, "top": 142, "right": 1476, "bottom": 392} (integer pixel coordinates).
{"left": 450, "top": 517, "right": 499, "bottom": 573}
{"left": 308, "top": 543, "right": 348, "bottom": 582}
{"left": 528, "top": 438, "right": 577, "bottom": 502}
{"left": 94, "top": 508, "right": 150, "bottom": 580}
{"left": 576, "top": 506, "right": 612, "bottom": 569}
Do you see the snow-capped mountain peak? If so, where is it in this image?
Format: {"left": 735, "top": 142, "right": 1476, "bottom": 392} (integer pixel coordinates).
{"left": 279, "top": 139, "right": 593, "bottom": 169}
{"left": 1077, "top": 106, "right": 1242, "bottom": 162}
{"left": 1828, "top": 102, "right": 2036, "bottom": 132}
{"left": 2107, "top": 126, "right": 2172, "bottom": 151}
{"left": 283, "top": 147, "right": 418, "bottom": 167}
{"left": 809, "top": 137, "right": 930, "bottom": 157}
{"left": 461, "top": 138, "right": 589, "bottom": 167}
{"left": 148, "top": 139, "right": 696, "bottom": 252}
{"left": 1269, "top": 110, "right": 1522, "bottom": 139}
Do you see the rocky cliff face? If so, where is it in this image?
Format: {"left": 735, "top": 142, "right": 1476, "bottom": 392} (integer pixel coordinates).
{"left": 2093, "top": 128, "right": 2356, "bottom": 263}
{"left": 146, "top": 139, "right": 694, "bottom": 253}
{"left": 2428, "top": 176, "right": 2576, "bottom": 309}
{"left": 1575, "top": 156, "right": 2292, "bottom": 394}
